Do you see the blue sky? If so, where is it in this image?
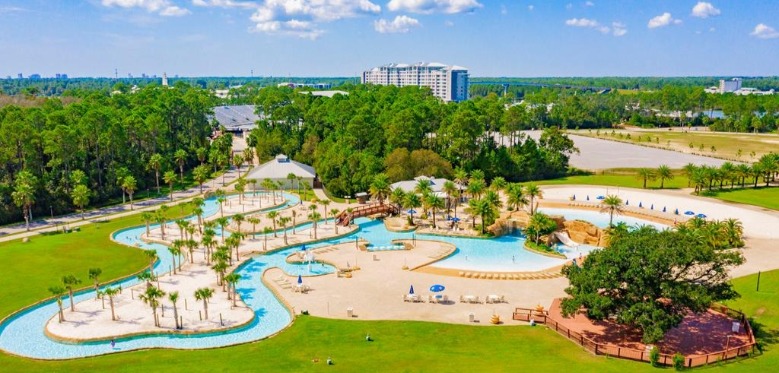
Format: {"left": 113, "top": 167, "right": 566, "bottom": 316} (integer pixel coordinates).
{"left": 1, "top": 1, "right": 778, "bottom": 78}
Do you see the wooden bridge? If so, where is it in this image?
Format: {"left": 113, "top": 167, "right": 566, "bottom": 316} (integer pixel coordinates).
{"left": 336, "top": 203, "right": 399, "bottom": 226}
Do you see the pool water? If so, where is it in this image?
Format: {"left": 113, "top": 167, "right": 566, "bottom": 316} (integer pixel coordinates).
{"left": 537, "top": 207, "right": 669, "bottom": 231}
{"left": 0, "top": 196, "right": 664, "bottom": 359}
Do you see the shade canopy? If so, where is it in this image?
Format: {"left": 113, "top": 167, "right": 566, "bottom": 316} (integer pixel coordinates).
{"left": 429, "top": 284, "right": 445, "bottom": 292}
{"left": 409, "top": 285, "right": 415, "bottom": 294}
{"left": 297, "top": 275, "right": 303, "bottom": 284}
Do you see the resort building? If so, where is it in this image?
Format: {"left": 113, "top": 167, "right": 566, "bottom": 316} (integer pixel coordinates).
{"left": 704, "top": 78, "right": 774, "bottom": 95}
{"left": 245, "top": 154, "right": 317, "bottom": 189}
{"left": 210, "top": 105, "right": 263, "bottom": 133}
{"left": 361, "top": 62, "right": 470, "bottom": 102}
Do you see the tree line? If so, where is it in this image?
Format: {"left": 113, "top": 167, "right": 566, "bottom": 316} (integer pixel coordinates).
{"left": 246, "top": 84, "right": 579, "bottom": 197}
{"left": 1, "top": 84, "right": 224, "bottom": 226}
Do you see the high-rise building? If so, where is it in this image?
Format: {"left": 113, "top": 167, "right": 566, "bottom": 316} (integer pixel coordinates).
{"left": 719, "top": 78, "right": 742, "bottom": 93}
{"left": 361, "top": 62, "right": 469, "bottom": 102}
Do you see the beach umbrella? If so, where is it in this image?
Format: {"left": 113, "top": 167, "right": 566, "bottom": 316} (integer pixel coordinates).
{"left": 586, "top": 195, "right": 590, "bottom": 201}
{"left": 625, "top": 200, "right": 629, "bottom": 206}
{"left": 409, "top": 285, "right": 415, "bottom": 295}
{"left": 650, "top": 204, "right": 654, "bottom": 210}
{"left": 697, "top": 213, "right": 707, "bottom": 218}
{"left": 572, "top": 194, "right": 576, "bottom": 201}
{"left": 302, "top": 245, "right": 307, "bottom": 251}
{"left": 685, "top": 211, "right": 695, "bottom": 216}
{"left": 662, "top": 206, "right": 666, "bottom": 212}
{"left": 674, "top": 208, "right": 679, "bottom": 215}
{"left": 639, "top": 202, "right": 643, "bottom": 208}
{"left": 430, "top": 284, "right": 445, "bottom": 292}
{"left": 596, "top": 195, "right": 605, "bottom": 200}
{"left": 451, "top": 217, "right": 461, "bottom": 223}
{"left": 407, "top": 209, "right": 417, "bottom": 215}
{"left": 297, "top": 275, "right": 303, "bottom": 284}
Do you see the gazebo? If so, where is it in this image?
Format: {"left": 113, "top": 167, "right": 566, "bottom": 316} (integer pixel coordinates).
{"left": 245, "top": 154, "right": 316, "bottom": 189}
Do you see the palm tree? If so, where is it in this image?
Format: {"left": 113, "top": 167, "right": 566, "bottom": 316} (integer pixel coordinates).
{"left": 234, "top": 154, "right": 245, "bottom": 178}
{"left": 224, "top": 273, "right": 241, "bottom": 307}
{"left": 175, "top": 219, "right": 189, "bottom": 241}
{"left": 599, "top": 195, "right": 624, "bottom": 227}
{"left": 215, "top": 217, "right": 229, "bottom": 243}
{"left": 49, "top": 286, "right": 66, "bottom": 322}
{"left": 403, "top": 193, "right": 421, "bottom": 225}
{"left": 71, "top": 184, "right": 90, "bottom": 220}
{"left": 466, "top": 178, "right": 486, "bottom": 200}
{"left": 267, "top": 211, "right": 279, "bottom": 237}
{"left": 169, "top": 242, "right": 182, "bottom": 274}
{"left": 723, "top": 218, "right": 744, "bottom": 248}
{"left": 103, "top": 287, "right": 119, "bottom": 321}
{"left": 194, "top": 287, "right": 215, "bottom": 320}
{"left": 330, "top": 208, "right": 340, "bottom": 234}
{"left": 287, "top": 173, "right": 296, "bottom": 192}
{"left": 88, "top": 268, "right": 102, "bottom": 299}
{"left": 308, "top": 211, "right": 322, "bottom": 239}
{"left": 636, "top": 168, "right": 656, "bottom": 189}
{"left": 201, "top": 234, "right": 215, "bottom": 264}
{"left": 506, "top": 183, "right": 528, "bottom": 212}
{"left": 123, "top": 176, "right": 137, "bottom": 210}
{"left": 262, "top": 227, "right": 273, "bottom": 250}
{"left": 148, "top": 153, "right": 163, "bottom": 194}
{"left": 168, "top": 291, "right": 180, "bottom": 329}
{"left": 320, "top": 199, "right": 331, "bottom": 223}
{"left": 196, "top": 147, "right": 207, "bottom": 166}
{"left": 163, "top": 170, "right": 177, "bottom": 201}
{"left": 682, "top": 163, "right": 697, "bottom": 187}
{"left": 12, "top": 170, "right": 37, "bottom": 231}
{"left": 656, "top": 165, "right": 674, "bottom": 189}
{"left": 278, "top": 216, "right": 291, "bottom": 245}
{"left": 453, "top": 167, "right": 469, "bottom": 200}
{"left": 442, "top": 180, "right": 458, "bottom": 215}
{"left": 490, "top": 176, "right": 507, "bottom": 191}
{"left": 144, "top": 249, "right": 158, "bottom": 274}
{"left": 212, "top": 255, "right": 228, "bottom": 285}
{"left": 193, "top": 165, "right": 210, "bottom": 193}
{"left": 214, "top": 189, "right": 226, "bottom": 217}
{"left": 243, "top": 147, "right": 255, "bottom": 167}
{"left": 233, "top": 213, "right": 245, "bottom": 234}
{"left": 62, "top": 274, "right": 81, "bottom": 312}
{"left": 425, "top": 194, "right": 445, "bottom": 227}
{"left": 414, "top": 179, "right": 433, "bottom": 196}
{"left": 139, "top": 285, "right": 165, "bottom": 327}
{"left": 370, "top": 173, "right": 392, "bottom": 205}
{"left": 390, "top": 188, "right": 406, "bottom": 213}
{"left": 525, "top": 183, "right": 542, "bottom": 215}
{"left": 137, "top": 271, "right": 155, "bottom": 289}
{"left": 248, "top": 216, "right": 260, "bottom": 240}
{"left": 290, "top": 209, "right": 298, "bottom": 234}
{"left": 174, "top": 149, "right": 188, "bottom": 184}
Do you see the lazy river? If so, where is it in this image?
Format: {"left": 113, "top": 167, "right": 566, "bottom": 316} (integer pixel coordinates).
{"left": 0, "top": 195, "right": 665, "bottom": 359}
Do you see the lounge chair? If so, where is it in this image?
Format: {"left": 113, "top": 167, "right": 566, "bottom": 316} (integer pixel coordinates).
{"left": 428, "top": 295, "right": 436, "bottom": 303}
{"left": 459, "top": 295, "right": 466, "bottom": 303}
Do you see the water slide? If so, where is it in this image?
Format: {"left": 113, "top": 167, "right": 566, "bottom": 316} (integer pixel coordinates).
{"left": 554, "top": 231, "right": 580, "bottom": 247}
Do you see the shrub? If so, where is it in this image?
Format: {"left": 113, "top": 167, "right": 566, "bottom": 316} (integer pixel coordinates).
{"left": 673, "top": 352, "right": 685, "bottom": 370}
{"left": 649, "top": 346, "right": 660, "bottom": 367}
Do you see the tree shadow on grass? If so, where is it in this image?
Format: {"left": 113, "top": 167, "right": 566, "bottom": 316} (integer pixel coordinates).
{"left": 749, "top": 319, "right": 779, "bottom": 355}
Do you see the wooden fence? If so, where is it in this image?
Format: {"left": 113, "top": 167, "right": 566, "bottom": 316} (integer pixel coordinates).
{"left": 513, "top": 307, "right": 756, "bottom": 368}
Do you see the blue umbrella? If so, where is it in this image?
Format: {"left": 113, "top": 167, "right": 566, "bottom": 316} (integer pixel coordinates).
{"left": 674, "top": 208, "right": 679, "bottom": 215}
{"left": 662, "top": 206, "right": 666, "bottom": 212}
{"left": 685, "top": 211, "right": 695, "bottom": 216}
{"left": 650, "top": 204, "right": 654, "bottom": 210}
{"left": 430, "top": 284, "right": 445, "bottom": 292}
{"left": 409, "top": 285, "right": 415, "bottom": 295}
{"left": 596, "top": 195, "right": 605, "bottom": 200}
{"left": 407, "top": 209, "right": 417, "bottom": 215}
{"left": 697, "top": 213, "right": 707, "bottom": 218}
{"left": 586, "top": 195, "right": 590, "bottom": 201}
{"left": 451, "top": 217, "right": 461, "bottom": 223}
{"left": 639, "top": 202, "right": 643, "bottom": 208}
{"left": 572, "top": 194, "right": 576, "bottom": 201}
{"left": 297, "top": 275, "right": 303, "bottom": 284}
{"left": 302, "top": 245, "right": 307, "bottom": 251}
{"left": 626, "top": 200, "right": 629, "bottom": 206}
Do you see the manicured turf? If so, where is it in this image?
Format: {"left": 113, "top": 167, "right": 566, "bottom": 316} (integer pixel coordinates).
{"left": 703, "top": 187, "right": 779, "bottom": 211}
{"left": 0, "top": 202, "right": 193, "bottom": 320}
{"left": 536, "top": 173, "right": 691, "bottom": 190}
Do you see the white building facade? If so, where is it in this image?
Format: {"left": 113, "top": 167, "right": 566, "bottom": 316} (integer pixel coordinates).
{"left": 361, "top": 62, "right": 469, "bottom": 102}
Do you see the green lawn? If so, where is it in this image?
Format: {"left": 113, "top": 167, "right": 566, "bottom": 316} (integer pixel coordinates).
{"left": 702, "top": 187, "right": 779, "bottom": 211}
{"left": 536, "top": 172, "right": 691, "bottom": 190}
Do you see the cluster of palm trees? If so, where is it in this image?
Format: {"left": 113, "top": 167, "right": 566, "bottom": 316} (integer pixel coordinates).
{"left": 370, "top": 169, "right": 544, "bottom": 235}
{"left": 682, "top": 153, "right": 779, "bottom": 194}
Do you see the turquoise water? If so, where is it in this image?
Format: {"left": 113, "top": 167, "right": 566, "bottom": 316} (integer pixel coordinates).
{"left": 0, "top": 196, "right": 663, "bottom": 359}
{"left": 537, "top": 207, "right": 669, "bottom": 230}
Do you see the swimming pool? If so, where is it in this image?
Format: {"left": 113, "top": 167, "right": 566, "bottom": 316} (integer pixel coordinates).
{"left": 537, "top": 207, "right": 669, "bottom": 230}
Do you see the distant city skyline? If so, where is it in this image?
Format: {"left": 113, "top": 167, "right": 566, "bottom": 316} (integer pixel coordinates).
{"left": 1, "top": 1, "right": 778, "bottom": 78}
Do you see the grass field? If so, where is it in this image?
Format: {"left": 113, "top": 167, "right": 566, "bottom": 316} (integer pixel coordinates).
{"left": 536, "top": 172, "right": 691, "bottom": 190}
{"left": 703, "top": 187, "right": 779, "bottom": 211}
{"left": 572, "top": 129, "right": 778, "bottom": 162}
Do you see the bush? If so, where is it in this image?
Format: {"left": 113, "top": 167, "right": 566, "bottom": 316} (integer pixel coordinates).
{"left": 649, "top": 346, "right": 660, "bottom": 367}
{"left": 673, "top": 352, "right": 685, "bottom": 370}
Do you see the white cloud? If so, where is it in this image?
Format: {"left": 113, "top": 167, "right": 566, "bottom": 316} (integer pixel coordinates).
{"left": 691, "top": 2, "right": 720, "bottom": 18}
{"left": 192, "top": 0, "right": 258, "bottom": 9}
{"left": 249, "top": 0, "right": 381, "bottom": 39}
{"left": 584, "top": 1, "right": 594, "bottom": 7}
{"left": 750, "top": 23, "right": 779, "bottom": 39}
{"left": 565, "top": 18, "right": 610, "bottom": 34}
{"left": 374, "top": 15, "right": 420, "bottom": 33}
{"left": 387, "top": 0, "right": 482, "bottom": 15}
{"left": 647, "top": 12, "right": 681, "bottom": 29}
{"left": 101, "top": 0, "right": 190, "bottom": 16}
{"left": 612, "top": 21, "right": 627, "bottom": 36}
